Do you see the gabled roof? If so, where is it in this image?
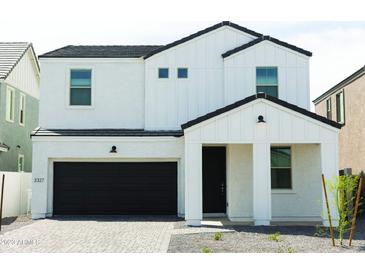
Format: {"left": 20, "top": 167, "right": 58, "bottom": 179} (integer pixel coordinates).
{"left": 0, "top": 42, "right": 39, "bottom": 80}
{"left": 181, "top": 93, "right": 342, "bottom": 130}
{"left": 31, "top": 128, "right": 183, "bottom": 137}
{"left": 39, "top": 45, "right": 163, "bottom": 58}
{"left": 222, "top": 35, "right": 312, "bottom": 58}
{"left": 313, "top": 65, "right": 365, "bottom": 104}
{"left": 143, "top": 21, "right": 263, "bottom": 59}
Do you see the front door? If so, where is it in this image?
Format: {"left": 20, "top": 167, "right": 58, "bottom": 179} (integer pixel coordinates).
{"left": 203, "top": 147, "right": 226, "bottom": 213}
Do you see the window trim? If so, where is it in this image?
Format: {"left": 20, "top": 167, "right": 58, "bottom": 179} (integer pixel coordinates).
{"left": 158, "top": 68, "right": 169, "bottom": 79}
{"left": 336, "top": 90, "right": 345, "bottom": 124}
{"left": 256, "top": 66, "right": 279, "bottom": 98}
{"left": 19, "top": 93, "right": 26, "bottom": 126}
{"left": 6, "top": 86, "right": 15, "bottom": 123}
{"left": 270, "top": 146, "right": 293, "bottom": 192}
{"left": 18, "top": 154, "right": 25, "bottom": 172}
{"left": 326, "top": 97, "right": 332, "bottom": 120}
{"left": 177, "top": 67, "right": 188, "bottom": 79}
{"left": 67, "top": 68, "right": 94, "bottom": 109}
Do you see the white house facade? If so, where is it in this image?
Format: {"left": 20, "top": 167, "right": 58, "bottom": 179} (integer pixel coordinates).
{"left": 32, "top": 21, "right": 341, "bottom": 226}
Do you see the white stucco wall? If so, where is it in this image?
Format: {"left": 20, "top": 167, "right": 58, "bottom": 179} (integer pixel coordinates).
{"left": 31, "top": 136, "right": 184, "bottom": 219}
{"left": 39, "top": 59, "right": 145, "bottom": 129}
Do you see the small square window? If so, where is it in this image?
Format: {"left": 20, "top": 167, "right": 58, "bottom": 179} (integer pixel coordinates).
{"left": 177, "top": 68, "right": 188, "bottom": 78}
{"left": 158, "top": 68, "right": 169, "bottom": 79}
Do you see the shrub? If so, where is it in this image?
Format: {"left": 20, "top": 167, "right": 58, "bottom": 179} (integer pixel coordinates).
{"left": 213, "top": 232, "right": 222, "bottom": 241}
{"left": 201, "top": 247, "right": 213, "bottom": 253}
{"left": 268, "top": 232, "right": 281, "bottom": 242}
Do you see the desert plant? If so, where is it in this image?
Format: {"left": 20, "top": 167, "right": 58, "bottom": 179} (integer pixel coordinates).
{"left": 268, "top": 232, "right": 281, "bottom": 242}
{"left": 287, "top": 247, "right": 295, "bottom": 253}
{"left": 201, "top": 247, "right": 213, "bottom": 253}
{"left": 327, "top": 175, "right": 359, "bottom": 245}
{"left": 213, "top": 232, "right": 222, "bottom": 241}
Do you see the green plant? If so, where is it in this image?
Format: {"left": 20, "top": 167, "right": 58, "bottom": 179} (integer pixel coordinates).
{"left": 201, "top": 247, "right": 213, "bottom": 253}
{"left": 213, "top": 232, "right": 222, "bottom": 241}
{"left": 314, "top": 225, "right": 328, "bottom": 237}
{"left": 287, "top": 247, "right": 295, "bottom": 253}
{"left": 327, "top": 175, "right": 359, "bottom": 245}
{"left": 268, "top": 232, "right": 281, "bottom": 242}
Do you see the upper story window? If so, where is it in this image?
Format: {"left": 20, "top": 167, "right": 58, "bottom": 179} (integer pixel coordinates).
{"left": 326, "top": 98, "right": 332, "bottom": 120}
{"left": 177, "top": 68, "right": 188, "bottom": 79}
{"left": 158, "top": 68, "right": 169, "bottom": 79}
{"left": 6, "top": 86, "right": 15, "bottom": 122}
{"left": 19, "top": 93, "right": 25, "bottom": 126}
{"left": 271, "top": 147, "right": 292, "bottom": 189}
{"left": 336, "top": 91, "right": 345, "bottom": 124}
{"left": 18, "top": 154, "right": 24, "bottom": 172}
{"left": 70, "top": 69, "right": 92, "bottom": 106}
{"left": 256, "top": 67, "right": 278, "bottom": 97}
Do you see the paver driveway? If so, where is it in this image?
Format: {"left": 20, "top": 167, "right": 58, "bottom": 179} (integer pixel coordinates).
{"left": 0, "top": 216, "right": 177, "bottom": 253}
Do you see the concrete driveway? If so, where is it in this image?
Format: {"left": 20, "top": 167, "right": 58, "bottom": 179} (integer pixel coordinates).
{"left": 0, "top": 216, "right": 178, "bottom": 253}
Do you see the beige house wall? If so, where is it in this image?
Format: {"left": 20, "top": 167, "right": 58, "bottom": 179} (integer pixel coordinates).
{"left": 315, "top": 75, "right": 365, "bottom": 174}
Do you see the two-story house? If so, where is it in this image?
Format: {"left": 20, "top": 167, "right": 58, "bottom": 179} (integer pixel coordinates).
{"left": 32, "top": 22, "right": 341, "bottom": 226}
{"left": 314, "top": 66, "right": 365, "bottom": 175}
{"left": 0, "top": 42, "right": 40, "bottom": 172}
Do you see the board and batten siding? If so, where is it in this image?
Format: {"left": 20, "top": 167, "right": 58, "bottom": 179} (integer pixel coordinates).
{"left": 39, "top": 59, "right": 145, "bottom": 129}
{"left": 5, "top": 48, "right": 40, "bottom": 99}
{"left": 224, "top": 40, "right": 310, "bottom": 110}
{"left": 144, "top": 26, "right": 257, "bottom": 130}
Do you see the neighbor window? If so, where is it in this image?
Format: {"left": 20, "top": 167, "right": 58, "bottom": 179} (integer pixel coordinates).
{"left": 271, "top": 147, "right": 292, "bottom": 189}
{"left": 6, "top": 86, "right": 15, "bottom": 122}
{"left": 256, "top": 67, "right": 278, "bottom": 97}
{"left": 19, "top": 93, "right": 25, "bottom": 125}
{"left": 18, "top": 154, "right": 24, "bottom": 172}
{"left": 70, "top": 69, "right": 92, "bottom": 106}
{"left": 177, "top": 68, "right": 188, "bottom": 78}
{"left": 326, "top": 98, "right": 332, "bottom": 120}
{"left": 158, "top": 68, "right": 169, "bottom": 78}
{"left": 336, "top": 91, "right": 345, "bottom": 124}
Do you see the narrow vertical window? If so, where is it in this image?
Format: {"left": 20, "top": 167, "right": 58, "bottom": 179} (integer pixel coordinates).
{"left": 70, "top": 69, "right": 92, "bottom": 106}
{"left": 271, "top": 147, "right": 292, "bottom": 189}
{"left": 336, "top": 91, "right": 345, "bottom": 124}
{"left": 6, "top": 86, "right": 15, "bottom": 122}
{"left": 18, "top": 154, "right": 25, "bottom": 172}
{"left": 177, "top": 68, "right": 188, "bottom": 78}
{"left": 326, "top": 98, "right": 332, "bottom": 120}
{"left": 256, "top": 67, "right": 278, "bottom": 97}
{"left": 19, "top": 93, "right": 26, "bottom": 126}
{"left": 158, "top": 68, "right": 169, "bottom": 79}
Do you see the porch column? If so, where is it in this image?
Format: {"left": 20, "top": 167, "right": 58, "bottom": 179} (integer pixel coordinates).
{"left": 253, "top": 143, "right": 271, "bottom": 225}
{"left": 320, "top": 142, "right": 339, "bottom": 227}
{"left": 184, "top": 143, "right": 202, "bottom": 226}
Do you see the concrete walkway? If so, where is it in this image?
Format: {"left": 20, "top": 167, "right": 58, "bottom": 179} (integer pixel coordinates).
{"left": 0, "top": 216, "right": 176, "bottom": 253}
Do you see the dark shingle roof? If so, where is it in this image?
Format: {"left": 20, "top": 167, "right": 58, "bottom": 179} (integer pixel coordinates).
{"left": 143, "top": 21, "right": 263, "bottom": 59}
{"left": 313, "top": 65, "right": 365, "bottom": 104}
{"left": 0, "top": 42, "right": 35, "bottom": 79}
{"left": 31, "top": 128, "right": 183, "bottom": 137}
{"left": 181, "top": 93, "right": 341, "bottom": 130}
{"left": 222, "top": 35, "right": 312, "bottom": 58}
{"left": 39, "top": 45, "right": 163, "bottom": 58}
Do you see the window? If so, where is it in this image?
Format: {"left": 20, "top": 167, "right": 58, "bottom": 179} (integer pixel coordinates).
{"left": 19, "top": 93, "right": 25, "bottom": 126}
{"left": 177, "top": 68, "right": 188, "bottom": 78}
{"left": 18, "top": 154, "right": 24, "bottom": 172}
{"left": 326, "top": 98, "right": 332, "bottom": 120}
{"left": 256, "top": 67, "right": 278, "bottom": 97}
{"left": 336, "top": 91, "right": 345, "bottom": 124}
{"left": 158, "top": 68, "right": 169, "bottom": 79}
{"left": 271, "top": 147, "right": 292, "bottom": 189}
{"left": 70, "top": 69, "right": 92, "bottom": 106}
{"left": 6, "top": 86, "right": 15, "bottom": 122}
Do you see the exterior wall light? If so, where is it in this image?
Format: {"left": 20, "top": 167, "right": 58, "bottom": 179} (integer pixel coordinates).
{"left": 257, "top": 115, "right": 266, "bottom": 123}
{"left": 110, "top": 146, "right": 117, "bottom": 153}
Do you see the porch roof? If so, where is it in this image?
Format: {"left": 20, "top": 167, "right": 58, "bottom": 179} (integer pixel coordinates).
{"left": 181, "top": 93, "right": 343, "bottom": 130}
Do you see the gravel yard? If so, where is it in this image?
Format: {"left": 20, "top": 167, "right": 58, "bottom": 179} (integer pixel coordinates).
{"left": 168, "top": 220, "right": 365, "bottom": 253}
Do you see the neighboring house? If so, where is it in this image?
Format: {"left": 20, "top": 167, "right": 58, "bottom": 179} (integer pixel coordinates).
{"left": 314, "top": 65, "right": 365, "bottom": 175}
{"left": 32, "top": 21, "right": 341, "bottom": 226}
{"left": 0, "top": 42, "right": 40, "bottom": 172}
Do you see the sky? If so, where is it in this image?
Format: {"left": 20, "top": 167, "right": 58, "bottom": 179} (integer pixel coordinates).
{"left": 1, "top": 0, "right": 364, "bottom": 106}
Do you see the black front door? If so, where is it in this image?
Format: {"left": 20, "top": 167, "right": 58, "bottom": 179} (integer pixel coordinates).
{"left": 203, "top": 147, "right": 226, "bottom": 213}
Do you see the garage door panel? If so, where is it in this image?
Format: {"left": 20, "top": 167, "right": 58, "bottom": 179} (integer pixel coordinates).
{"left": 53, "top": 162, "right": 177, "bottom": 215}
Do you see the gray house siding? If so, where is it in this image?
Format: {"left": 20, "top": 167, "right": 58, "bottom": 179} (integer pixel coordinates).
{"left": 0, "top": 82, "right": 39, "bottom": 172}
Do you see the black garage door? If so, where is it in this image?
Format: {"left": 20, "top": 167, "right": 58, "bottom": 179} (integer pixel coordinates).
{"left": 53, "top": 162, "right": 177, "bottom": 215}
